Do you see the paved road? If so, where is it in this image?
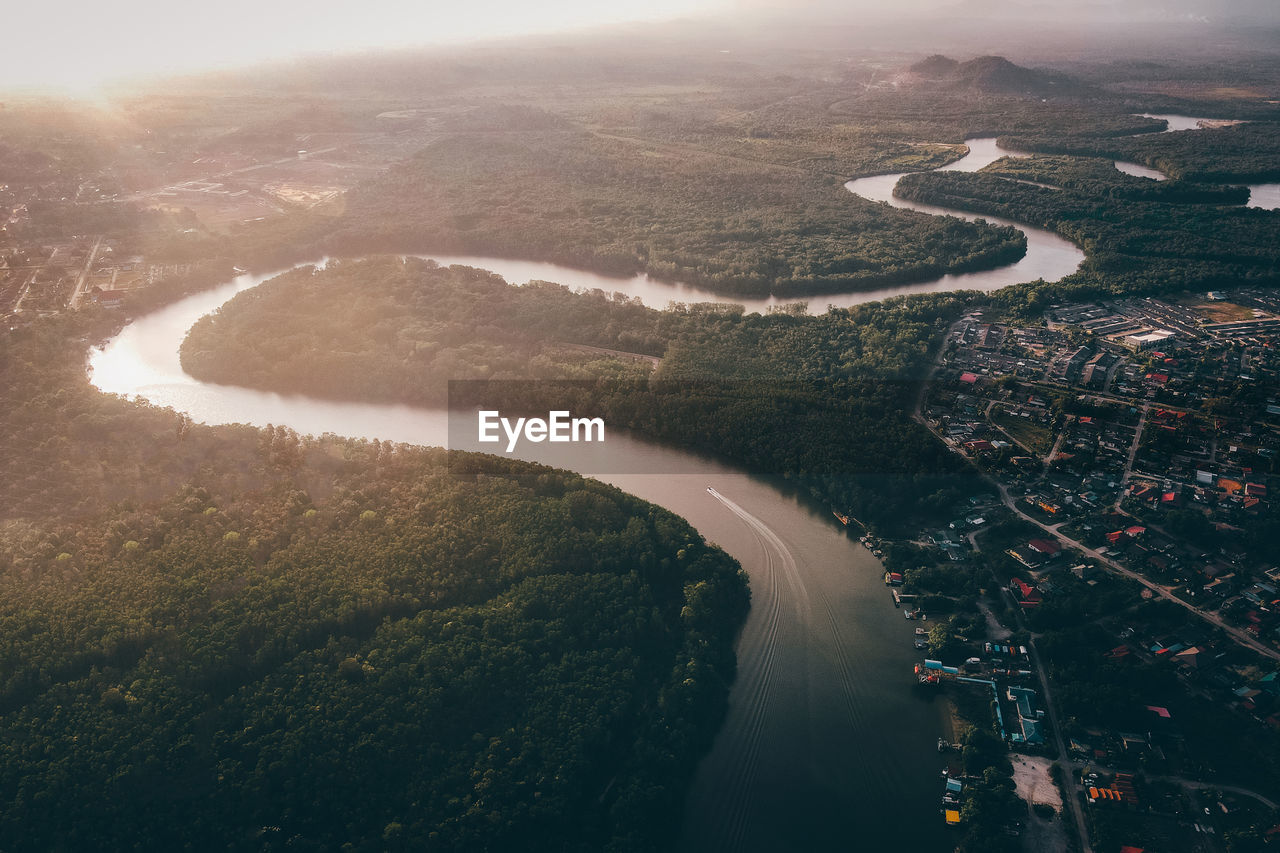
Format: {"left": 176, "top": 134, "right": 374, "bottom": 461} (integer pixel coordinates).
{"left": 68, "top": 236, "right": 103, "bottom": 310}
{"left": 924, "top": 326, "right": 1278, "bottom": 663}
{"left": 917, "top": 321, "right": 1280, "bottom": 852}
{"left": 993, "top": 482, "right": 1280, "bottom": 663}
{"left": 1066, "top": 758, "right": 1279, "bottom": 810}
{"left": 1113, "top": 402, "right": 1149, "bottom": 510}
{"left": 917, "top": 321, "right": 1095, "bottom": 853}
{"left": 1045, "top": 430, "right": 1066, "bottom": 464}
{"left": 1002, "top": 585, "right": 1094, "bottom": 853}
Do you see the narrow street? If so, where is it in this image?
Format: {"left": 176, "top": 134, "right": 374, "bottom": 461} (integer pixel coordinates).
{"left": 1016, "top": 604, "right": 1093, "bottom": 853}
{"left": 914, "top": 320, "right": 1280, "bottom": 853}
{"left": 917, "top": 320, "right": 1095, "bottom": 853}
{"left": 994, "top": 481, "right": 1280, "bottom": 663}
{"left": 1114, "top": 402, "right": 1150, "bottom": 511}
{"left": 68, "top": 236, "right": 104, "bottom": 310}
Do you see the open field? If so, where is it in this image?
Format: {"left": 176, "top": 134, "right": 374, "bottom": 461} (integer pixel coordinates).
{"left": 1012, "top": 756, "right": 1062, "bottom": 811}
{"left": 992, "top": 407, "right": 1055, "bottom": 456}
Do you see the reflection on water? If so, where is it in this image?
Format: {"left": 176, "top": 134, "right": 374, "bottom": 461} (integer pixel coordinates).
{"left": 1138, "top": 112, "right": 1216, "bottom": 132}
{"left": 844, "top": 137, "right": 1085, "bottom": 291}
{"left": 1115, "top": 160, "right": 1167, "bottom": 181}
{"left": 1248, "top": 183, "right": 1280, "bottom": 211}
{"left": 90, "top": 260, "right": 956, "bottom": 852}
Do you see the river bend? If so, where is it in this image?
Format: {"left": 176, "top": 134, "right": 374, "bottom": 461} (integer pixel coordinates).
{"left": 89, "top": 119, "right": 1244, "bottom": 851}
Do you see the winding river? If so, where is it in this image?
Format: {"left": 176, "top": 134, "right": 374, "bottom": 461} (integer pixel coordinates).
{"left": 85, "top": 134, "right": 1097, "bottom": 852}
{"left": 86, "top": 114, "right": 1272, "bottom": 850}
{"left": 845, "top": 137, "right": 1084, "bottom": 289}
{"left": 91, "top": 268, "right": 958, "bottom": 852}
{"left": 1122, "top": 114, "right": 1279, "bottom": 208}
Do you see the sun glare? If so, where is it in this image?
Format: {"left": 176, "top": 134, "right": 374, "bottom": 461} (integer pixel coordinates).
{"left": 2, "top": 0, "right": 730, "bottom": 95}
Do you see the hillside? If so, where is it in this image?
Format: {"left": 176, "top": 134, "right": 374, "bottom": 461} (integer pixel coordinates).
{"left": 904, "top": 54, "right": 1101, "bottom": 99}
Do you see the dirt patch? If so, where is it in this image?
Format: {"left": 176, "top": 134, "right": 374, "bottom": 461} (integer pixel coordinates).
{"left": 978, "top": 599, "right": 1013, "bottom": 641}
{"left": 939, "top": 695, "right": 972, "bottom": 743}
{"left": 1012, "top": 755, "right": 1063, "bottom": 811}
{"left": 1171, "top": 295, "right": 1257, "bottom": 324}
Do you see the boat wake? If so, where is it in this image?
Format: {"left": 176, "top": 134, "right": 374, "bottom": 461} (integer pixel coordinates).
{"left": 696, "top": 487, "right": 813, "bottom": 850}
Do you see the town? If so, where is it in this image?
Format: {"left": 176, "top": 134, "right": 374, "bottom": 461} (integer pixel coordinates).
{"left": 4, "top": 72, "right": 1279, "bottom": 853}
{"left": 876, "top": 289, "right": 1280, "bottom": 852}
{"left": 0, "top": 98, "right": 444, "bottom": 324}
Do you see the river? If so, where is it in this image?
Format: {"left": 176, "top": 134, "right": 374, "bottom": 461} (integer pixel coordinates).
{"left": 844, "top": 137, "right": 1085, "bottom": 289}
{"left": 427, "top": 138, "right": 1089, "bottom": 308}
{"left": 1248, "top": 183, "right": 1280, "bottom": 211}
{"left": 84, "top": 116, "right": 1247, "bottom": 851}
{"left": 1124, "top": 115, "right": 1278, "bottom": 209}
{"left": 849, "top": 117, "right": 1278, "bottom": 212}
{"left": 90, "top": 265, "right": 958, "bottom": 851}
{"left": 79, "top": 131, "right": 1116, "bottom": 852}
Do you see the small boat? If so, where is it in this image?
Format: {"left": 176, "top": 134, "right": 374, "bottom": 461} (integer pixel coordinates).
{"left": 915, "top": 627, "right": 928, "bottom": 636}
{"left": 915, "top": 640, "right": 928, "bottom": 650}
{"left": 832, "top": 511, "right": 850, "bottom": 526}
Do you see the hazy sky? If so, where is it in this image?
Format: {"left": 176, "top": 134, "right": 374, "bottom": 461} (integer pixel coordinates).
{"left": 3, "top": 0, "right": 731, "bottom": 94}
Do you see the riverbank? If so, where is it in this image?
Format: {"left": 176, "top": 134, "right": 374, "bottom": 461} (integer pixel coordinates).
{"left": 89, "top": 265, "right": 960, "bottom": 852}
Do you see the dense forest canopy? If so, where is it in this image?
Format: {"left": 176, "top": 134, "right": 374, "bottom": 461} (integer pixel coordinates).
{"left": 332, "top": 129, "right": 1026, "bottom": 297}
{"left": 1, "top": 305, "right": 748, "bottom": 852}
{"left": 895, "top": 150, "right": 1280, "bottom": 306}
{"left": 182, "top": 257, "right": 979, "bottom": 531}
{"left": 181, "top": 260, "right": 669, "bottom": 405}
{"left": 999, "top": 122, "right": 1280, "bottom": 183}
{"left": 0, "top": 425, "right": 747, "bottom": 852}
{"left": 6, "top": 40, "right": 1280, "bottom": 852}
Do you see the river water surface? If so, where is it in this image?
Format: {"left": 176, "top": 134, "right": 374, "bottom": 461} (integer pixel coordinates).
{"left": 1122, "top": 115, "right": 1278, "bottom": 207}
{"left": 87, "top": 111, "right": 1276, "bottom": 848}
{"left": 90, "top": 269, "right": 958, "bottom": 851}
{"left": 844, "top": 137, "right": 1084, "bottom": 289}
{"left": 87, "top": 126, "right": 1172, "bottom": 851}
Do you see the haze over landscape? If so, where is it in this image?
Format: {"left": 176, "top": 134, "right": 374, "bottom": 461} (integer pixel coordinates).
{"left": 8, "top": 0, "right": 1280, "bottom": 93}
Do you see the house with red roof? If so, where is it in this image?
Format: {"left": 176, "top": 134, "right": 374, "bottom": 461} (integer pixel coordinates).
{"left": 1028, "top": 539, "right": 1062, "bottom": 558}
{"left": 1010, "top": 578, "right": 1042, "bottom": 607}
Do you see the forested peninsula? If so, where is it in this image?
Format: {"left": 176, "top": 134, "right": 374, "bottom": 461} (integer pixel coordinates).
{"left": 182, "top": 257, "right": 975, "bottom": 532}
{"left": 894, "top": 152, "right": 1280, "bottom": 299}
{"left": 0, "top": 311, "right": 748, "bottom": 852}
{"left": 329, "top": 129, "right": 1027, "bottom": 296}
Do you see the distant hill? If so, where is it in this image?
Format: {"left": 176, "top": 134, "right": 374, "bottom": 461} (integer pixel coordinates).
{"left": 909, "top": 54, "right": 959, "bottom": 76}
{"left": 903, "top": 54, "right": 1099, "bottom": 99}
